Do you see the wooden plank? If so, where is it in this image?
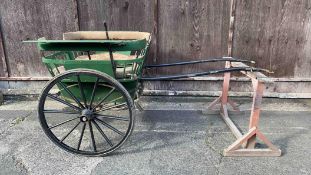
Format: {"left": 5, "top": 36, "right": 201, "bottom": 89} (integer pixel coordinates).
{"left": 220, "top": 105, "right": 243, "bottom": 139}
{"left": 78, "top": 0, "right": 154, "bottom": 32}
{"left": 221, "top": 62, "right": 232, "bottom": 103}
{"left": 143, "top": 78, "right": 311, "bottom": 95}
{"left": 233, "top": 0, "right": 311, "bottom": 78}
{"left": 142, "top": 89, "right": 311, "bottom": 98}
{"left": 249, "top": 81, "right": 265, "bottom": 128}
{"left": 0, "top": 77, "right": 51, "bottom": 81}
{"left": 0, "top": 0, "right": 79, "bottom": 77}
{"left": 207, "top": 96, "right": 221, "bottom": 110}
{"left": 227, "top": 99, "right": 239, "bottom": 111}
{"left": 0, "top": 27, "right": 8, "bottom": 77}
{"left": 224, "top": 149, "right": 282, "bottom": 157}
{"left": 155, "top": 0, "right": 230, "bottom": 78}
{"left": 77, "top": 0, "right": 157, "bottom": 74}
{"left": 77, "top": 0, "right": 108, "bottom": 31}
{"left": 143, "top": 76, "right": 311, "bottom": 82}
{"left": 219, "top": 0, "right": 236, "bottom": 104}
{"left": 246, "top": 80, "right": 265, "bottom": 149}
{"left": 227, "top": 0, "right": 236, "bottom": 57}
{"left": 225, "top": 127, "right": 256, "bottom": 152}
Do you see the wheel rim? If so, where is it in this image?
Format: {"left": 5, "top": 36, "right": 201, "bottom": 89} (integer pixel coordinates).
{"left": 38, "top": 70, "right": 134, "bottom": 156}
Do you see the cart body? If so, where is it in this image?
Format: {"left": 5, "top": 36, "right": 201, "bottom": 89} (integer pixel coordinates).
{"left": 35, "top": 31, "right": 151, "bottom": 103}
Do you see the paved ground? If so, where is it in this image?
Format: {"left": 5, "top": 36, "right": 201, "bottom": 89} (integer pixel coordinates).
{"left": 0, "top": 96, "right": 310, "bottom": 175}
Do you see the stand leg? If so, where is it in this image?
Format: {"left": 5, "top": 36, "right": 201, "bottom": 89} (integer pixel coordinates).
{"left": 206, "top": 59, "right": 281, "bottom": 156}
{"left": 228, "top": 99, "right": 240, "bottom": 111}
{"left": 223, "top": 80, "right": 281, "bottom": 157}
{"left": 221, "top": 61, "right": 231, "bottom": 105}
{"left": 246, "top": 80, "right": 265, "bottom": 148}
{"left": 207, "top": 96, "right": 221, "bottom": 110}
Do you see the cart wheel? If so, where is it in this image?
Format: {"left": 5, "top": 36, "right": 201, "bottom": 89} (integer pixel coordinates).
{"left": 38, "top": 69, "right": 134, "bottom": 156}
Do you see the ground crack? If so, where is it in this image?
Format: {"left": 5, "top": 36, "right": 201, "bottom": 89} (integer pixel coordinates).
{"left": 215, "top": 156, "right": 224, "bottom": 175}
{"left": 205, "top": 122, "right": 224, "bottom": 174}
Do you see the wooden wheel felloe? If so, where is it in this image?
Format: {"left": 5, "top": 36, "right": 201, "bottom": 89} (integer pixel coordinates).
{"left": 38, "top": 69, "right": 134, "bottom": 156}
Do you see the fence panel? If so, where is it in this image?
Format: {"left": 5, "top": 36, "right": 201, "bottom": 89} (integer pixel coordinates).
{"left": 0, "top": 0, "right": 79, "bottom": 77}
{"left": 233, "top": 0, "right": 311, "bottom": 78}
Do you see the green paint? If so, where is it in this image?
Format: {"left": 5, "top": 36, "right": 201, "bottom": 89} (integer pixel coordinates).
{"left": 31, "top": 33, "right": 151, "bottom": 103}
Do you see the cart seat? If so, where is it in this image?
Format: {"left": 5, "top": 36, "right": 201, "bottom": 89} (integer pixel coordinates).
{"left": 52, "top": 65, "right": 133, "bottom": 79}
{"left": 37, "top": 31, "right": 151, "bottom": 80}
{"left": 63, "top": 31, "right": 150, "bottom": 41}
{"left": 75, "top": 53, "right": 136, "bottom": 60}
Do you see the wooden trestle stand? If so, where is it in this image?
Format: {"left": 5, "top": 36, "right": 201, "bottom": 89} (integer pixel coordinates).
{"left": 208, "top": 61, "right": 282, "bottom": 157}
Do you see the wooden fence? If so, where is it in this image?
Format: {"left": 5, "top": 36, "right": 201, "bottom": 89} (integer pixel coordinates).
{"left": 0, "top": 0, "right": 310, "bottom": 97}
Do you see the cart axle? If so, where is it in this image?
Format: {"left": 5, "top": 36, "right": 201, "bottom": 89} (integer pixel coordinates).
{"left": 80, "top": 109, "right": 94, "bottom": 121}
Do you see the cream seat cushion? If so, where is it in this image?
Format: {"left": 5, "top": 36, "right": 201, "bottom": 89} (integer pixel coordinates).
{"left": 75, "top": 53, "right": 136, "bottom": 60}
{"left": 74, "top": 53, "right": 136, "bottom": 79}
{"left": 63, "top": 31, "right": 150, "bottom": 41}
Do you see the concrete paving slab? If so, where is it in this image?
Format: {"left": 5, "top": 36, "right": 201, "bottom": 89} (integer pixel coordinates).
{"left": 0, "top": 112, "right": 103, "bottom": 175}
{"left": 0, "top": 96, "right": 310, "bottom": 175}
{"left": 92, "top": 131, "right": 220, "bottom": 175}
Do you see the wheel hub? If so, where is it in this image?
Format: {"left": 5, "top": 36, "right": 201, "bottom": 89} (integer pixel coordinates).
{"left": 80, "top": 109, "right": 94, "bottom": 122}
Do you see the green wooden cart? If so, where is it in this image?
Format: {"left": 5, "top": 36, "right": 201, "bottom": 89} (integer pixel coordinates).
{"left": 25, "top": 28, "right": 271, "bottom": 157}
{"left": 26, "top": 31, "right": 151, "bottom": 156}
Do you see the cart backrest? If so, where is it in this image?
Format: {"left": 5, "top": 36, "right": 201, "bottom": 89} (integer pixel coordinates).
{"left": 63, "top": 31, "right": 150, "bottom": 41}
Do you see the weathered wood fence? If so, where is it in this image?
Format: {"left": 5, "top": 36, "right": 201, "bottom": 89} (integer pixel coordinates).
{"left": 0, "top": 0, "right": 311, "bottom": 97}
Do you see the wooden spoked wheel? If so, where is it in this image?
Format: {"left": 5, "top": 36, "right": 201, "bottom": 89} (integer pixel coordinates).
{"left": 38, "top": 69, "right": 134, "bottom": 156}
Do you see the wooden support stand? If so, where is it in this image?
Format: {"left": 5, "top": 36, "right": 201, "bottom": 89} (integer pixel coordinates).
{"left": 208, "top": 61, "right": 281, "bottom": 157}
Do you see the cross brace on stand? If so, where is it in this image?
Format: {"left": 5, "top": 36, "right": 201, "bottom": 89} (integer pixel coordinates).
{"left": 208, "top": 61, "right": 282, "bottom": 157}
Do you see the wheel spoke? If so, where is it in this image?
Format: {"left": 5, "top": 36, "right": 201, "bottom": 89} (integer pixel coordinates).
{"left": 77, "top": 123, "right": 86, "bottom": 151}
{"left": 95, "top": 113, "right": 129, "bottom": 121}
{"left": 88, "top": 121, "right": 97, "bottom": 152}
{"left": 44, "top": 110, "right": 79, "bottom": 114}
{"left": 95, "top": 118, "right": 125, "bottom": 136}
{"left": 48, "top": 117, "right": 79, "bottom": 129}
{"left": 47, "top": 94, "right": 81, "bottom": 111}
{"left": 89, "top": 78, "right": 100, "bottom": 109}
{"left": 60, "top": 121, "right": 81, "bottom": 142}
{"left": 95, "top": 96, "right": 124, "bottom": 112}
{"left": 103, "top": 95, "right": 124, "bottom": 106}
{"left": 92, "top": 87, "right": 115, "bottom": 110}
{"left": 92, "top": 120, "right": 114, "bottom": 147}
{"left": 58, "top": 82, "right": 85, "bottom": 109}
{"left": 77, "top": 75, "right": 88, "bottom": 108}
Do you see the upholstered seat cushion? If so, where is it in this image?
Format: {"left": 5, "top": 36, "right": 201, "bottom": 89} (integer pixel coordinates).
{"left": 75, "top": 53, "right": 136, "bottom": 61}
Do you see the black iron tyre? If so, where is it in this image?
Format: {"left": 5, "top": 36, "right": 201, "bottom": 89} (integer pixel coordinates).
{"left": 38, "top": 69, "right": 134, "bottom": 156}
